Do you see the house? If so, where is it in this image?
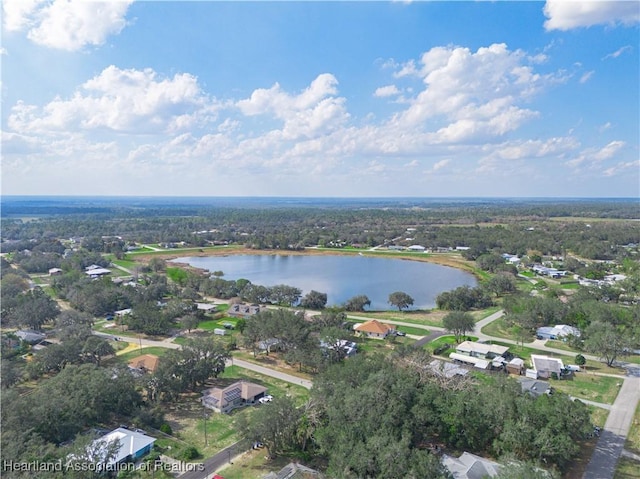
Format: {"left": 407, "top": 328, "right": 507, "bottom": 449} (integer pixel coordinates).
{"left": 115, "top": 308, "right": 132, "bottom": 318}
{"left": 79, "top": 427, "right": 156, "bottom": 468}
{"left": 201, "top": 381, "right": 268, "bottom": 414}
{"left": 449, "top": 353, "right": 490, "bottom": 370}
{"left": 227, "top": 303, "right": 265, "bottom": 319}
{"left": 455, "top": 341, "right": 509, "bottom": 359}
{"left": 258, "top": 338, "right": 284, "bottom": 353}
{"left": 48, "top": 267, "right": 63, "bottom": 276}
{"left": 506, "top": 357, "right": 525, "bottom": 375}
{"left": 407, "top": 245, "right": 426, "bottom": 251}
{"left": 530, "top": 355, "right": 565, "bottom": 379}
{"left": 127, "top": 354, "right": 160, "bottom": 375}
{"left": 442, "top": 452, "right": 501, "bottom": 479}
{"left": 196, "top": 303, "right": 218, "bottom": 313}
{"left": 85, "top": 267, "right": 111, "bottom": 277}
{"left": 15, "top": 330, "right": 46, "bottom": 344}
{"left": 262, "top": 462, "right": 324, "bottom": 479}
{"left": 354, "top": 320, "right": 396, "bottom": 339}
{"left": 536, "top": 325, "right": 581, "bottom": 340}
{"left": 519, "top": 378, "right": 552, "bottom": 397}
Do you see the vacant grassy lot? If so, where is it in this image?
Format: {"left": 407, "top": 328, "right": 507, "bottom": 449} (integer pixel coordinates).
{"left": 614, "top": 457, "right": 640, "bottom": 479}
{"left": 551, "top": 374, "right": 622, "bottom": 405}
{"left": 356, "top": 310, "right": 447, "bottom": 328}
{"left": 480, "top": 317, "right": 531, "bottom": 341}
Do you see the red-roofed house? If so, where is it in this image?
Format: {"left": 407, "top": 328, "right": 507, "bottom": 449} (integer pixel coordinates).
{"left": 354, "top": 320, "right": 396, "bottom": 339}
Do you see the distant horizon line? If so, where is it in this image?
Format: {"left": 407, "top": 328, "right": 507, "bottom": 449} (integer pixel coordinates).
{"left": 2, "top": 195, "right": 638, "bottom": 200}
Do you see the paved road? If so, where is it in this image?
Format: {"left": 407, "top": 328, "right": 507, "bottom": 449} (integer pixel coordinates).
{"left": 178, "top": 441, "right": 242, "bottom": 479}
{"left": 583, "top": 376, "right": 640, "bottom": 479}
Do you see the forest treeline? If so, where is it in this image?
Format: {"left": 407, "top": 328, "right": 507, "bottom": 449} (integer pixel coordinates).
{"left": 2, "top": 200, "right": 639, "bottom": 260}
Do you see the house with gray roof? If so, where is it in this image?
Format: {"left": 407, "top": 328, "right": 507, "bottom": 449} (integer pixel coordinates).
{"left": 201, "top": 381, "right": 267, "bottom": 414}
{"left": 442, "top": 452, "right": 501, "bottom": 479}
{"left": 262, "top": 462, "right": 324, "bottom": 479}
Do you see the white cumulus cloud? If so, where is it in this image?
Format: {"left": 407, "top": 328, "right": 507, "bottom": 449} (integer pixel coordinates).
{"left": 2, "top": 0, "right": 134, "bottom": 51}
{"left": 8, "top": 65, "right": 217, "bottom": 134}
{"left": 544, "top": 0, "right": 640, "bottom": 31}
{"left": 390, "top": 43, "right": 560, "bottom": 141}
{"left": 236, "top": 74, "right": 349, "bottom": 140}
{"left": 374, "top": 85, "right": 401, "bottom": 98}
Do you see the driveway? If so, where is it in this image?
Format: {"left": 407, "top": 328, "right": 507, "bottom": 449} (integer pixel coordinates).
{"left": 583, "top": 376, "right": 640, "bottom": 479}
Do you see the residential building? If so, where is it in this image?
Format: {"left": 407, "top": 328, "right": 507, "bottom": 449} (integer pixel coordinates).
{"left": 262, "top": 462, "right": 324, "bottom": 479}
{"left": 536, "top": 325, "right": 581, "bottom": 340}
{"left": 15, "top": 330, "right": 46, "bottom": 344}
{"left": 354, "top": 320, "right": 396, "bottom": 339}
{"left": 455, "top": 341, "right": 509, "bottom": 359}
{"left": 80, "top": 427, "right": 156, "bottom": 468}
{"left": 201, "top": 381, "right": 267, "bottom": 414}
{"left": 227, "top": 303, "right": 265, "bottom": 319}
{"left": 529, "top": 355, "right": 565, "bottom": 379}
{"left": 506, "top": 357, "right": 525, "bottom": 375}
{"left": 519, "top": 378, "right": 552, "bottom": 397}
{"left": 442, "top": 452, "right": 501, "bottom": 479}
{"left": 127, "top": 354, "right": 160, "bottom": 375}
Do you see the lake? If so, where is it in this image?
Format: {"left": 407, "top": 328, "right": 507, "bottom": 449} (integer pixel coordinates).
{"left": 171, "top": 254, "right": 477, "bottom": 310}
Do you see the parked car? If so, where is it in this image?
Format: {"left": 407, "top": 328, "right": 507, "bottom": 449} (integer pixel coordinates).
{"left": 396, "top": 331, "right": 406, "bottom": 336}
{"left": 258, "top": 395, "right": 273, "bottom": 404}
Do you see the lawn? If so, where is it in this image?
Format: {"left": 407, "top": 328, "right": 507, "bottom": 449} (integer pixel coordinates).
{"left": 354, "top": 310, "right": 447, "bottom": 328}
{"left": 114, "top": 346, "right": 173, "bottom": 362}
{"left": 354, "top": 335, "right": 414, "bottom": 355}
{"left": 614, "top": 457, "right": 640, "bottom": 479}
{"left": 472, "top": 306, "right": 502, "bottom": 320}
{"left": 587, "top": 405, "right": 610, "bottom": 429}
{"left": 215, "top": 449, "right": 297, "bottom": 479}
{"left": 231, "top": 352, "right": 313, "bottom": 381}
{"left": 395, "top": 325, "right": 431, "bottom": 336}
{"left": 161, "top": 392, "right": 243, "bottom": 458}
{"left": 625, "top": 399, "right": 640, "bottom": 455}
{"left": 480, "top": 317, "right": 532, "bottom": 342}
{"left": 551, "top": 374, "right": 622, "bottom": 405}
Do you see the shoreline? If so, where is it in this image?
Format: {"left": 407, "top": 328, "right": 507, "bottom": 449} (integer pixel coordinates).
{"left": 132, "top": 246, "right": 482, "bottom": 279}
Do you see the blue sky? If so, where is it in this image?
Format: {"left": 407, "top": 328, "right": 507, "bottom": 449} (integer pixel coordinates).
{"left": 2, "top": 1, "right": 639, "bottom": 197}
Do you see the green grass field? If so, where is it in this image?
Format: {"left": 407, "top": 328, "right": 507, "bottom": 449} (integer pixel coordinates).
{"left": 551, "top": 374, "right": 622, "bottom": 405}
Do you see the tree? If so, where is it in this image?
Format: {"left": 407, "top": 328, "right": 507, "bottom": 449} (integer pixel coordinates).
{"left": 442, "top": 311, "right": 475, "bottom": 343}
{"left": 9, "top": 288, "right": 60, "bottom": 330}
{"left": 388, "top": 291, "right": 415, "bottom": 311}
{"left": 180, "top": 314, "right": 200, "bottom": 333}
{"left": 344, "top": 294, "right": 371, "bottom": 312}
{"left": 584, "top": 321, "right": 630, "bottom": 367}
{"left": 236, "top": 395, "right": 301, "bottom": 458}
{"left": 300, "top": 290, "right": 328, "bottom": 310}
{"left": 159, "top": 337, "right": 230, "bottom": 392}
{"left": 485, "top": 273, "right": 517, "bottom": 297}
{"left": 574, "top": 354, "right": 586, "bottom": 373}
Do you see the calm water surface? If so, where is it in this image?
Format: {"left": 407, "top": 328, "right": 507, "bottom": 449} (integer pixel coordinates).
{"left": 171, "top": 254, "right": 477, "bottom": 310}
